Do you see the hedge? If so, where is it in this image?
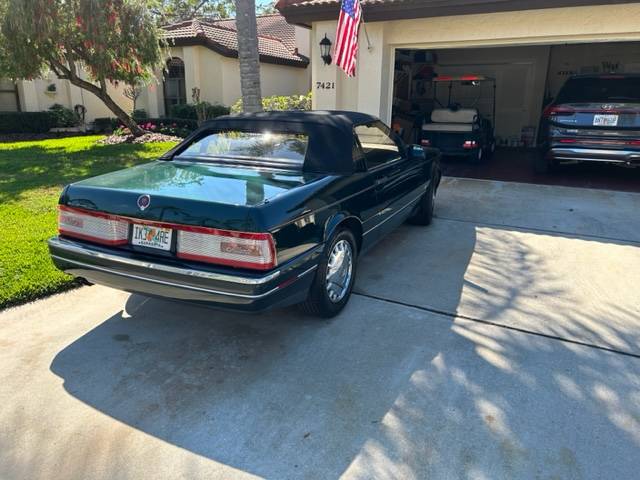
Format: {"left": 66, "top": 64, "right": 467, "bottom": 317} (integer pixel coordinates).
{"left": 0, "top": 112, "right": 55, "bottom": 133}
{"left": 231, "top": 92, "right": 312, "bottom": 114}
{"left": 169, "top": 102, "right": 230, "bottom": 120}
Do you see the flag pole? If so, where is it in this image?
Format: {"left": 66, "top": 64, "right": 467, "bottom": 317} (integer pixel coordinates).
{"left": 359, "top": 1, "right": 373, "bottom": 51}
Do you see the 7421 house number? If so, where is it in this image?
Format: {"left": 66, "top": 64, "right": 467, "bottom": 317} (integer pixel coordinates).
{"left": 316, "top": 81, "right": 336, "bottom": 90}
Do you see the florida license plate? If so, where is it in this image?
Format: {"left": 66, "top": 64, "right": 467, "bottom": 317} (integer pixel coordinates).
{"left": 593, "top": 114, "right": 618, "bottom": 126}
{"left": 131, "top": 224, "right": 172, "bottom": 251}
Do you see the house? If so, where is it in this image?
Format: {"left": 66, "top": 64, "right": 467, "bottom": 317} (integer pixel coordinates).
{"left": 276, "top": 0, "right": 640, "bottom": 144}
{"left": 0, "top": 13, "right": 310, "bottom": 123}
{"left": 139, "top": 13, "right": 311, "bottom": 117}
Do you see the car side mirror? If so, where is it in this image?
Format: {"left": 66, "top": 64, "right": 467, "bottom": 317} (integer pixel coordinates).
{"left": 409, "top": 145, "right": 426, "bottom": 160}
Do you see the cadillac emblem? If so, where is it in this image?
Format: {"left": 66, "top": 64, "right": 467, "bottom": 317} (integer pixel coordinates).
{"left": 137, "top": 194, "right": 151, "bottom": 211}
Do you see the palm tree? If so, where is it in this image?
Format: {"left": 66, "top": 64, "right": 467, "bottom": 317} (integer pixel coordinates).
{"left": 235, "top": 0, "right": 263, "bottom": 112}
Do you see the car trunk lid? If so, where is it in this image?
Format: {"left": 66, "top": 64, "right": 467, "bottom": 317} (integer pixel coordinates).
{"left": 62, "top": 160, "right": 322, "bottom": 232}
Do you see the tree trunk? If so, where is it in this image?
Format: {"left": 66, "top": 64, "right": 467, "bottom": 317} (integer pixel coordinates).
{"left": 92, "top": 86, "right": 145, "bottom": 136}
{"left": 235, "top": 0, "right": 262, "bottom": 113}
{"left": 59, "top": 65, "right": 145, "bottom": 136}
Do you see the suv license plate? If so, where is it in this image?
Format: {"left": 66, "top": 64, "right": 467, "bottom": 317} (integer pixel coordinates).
{"left": 593, "top": 114, "right": 618, "bottom": 126}
{"left": 131, "top": 224, "right": 172, "bottom": 251}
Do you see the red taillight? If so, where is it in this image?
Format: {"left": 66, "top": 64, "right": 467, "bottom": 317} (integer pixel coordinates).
{"left": 463, "top": 140, "right": 478, "bottom": 149}
{"left": 58, "top": 206, "right": 128, "bottom": 245}
{"left": 559, "top": 138, "right": 577, "bottom": 144}
{"left": 177, "top": 229, "right": 276, "bottom": 270}
{"left": 58, "top": 206, "right": 277, "bottom": 271}
{"left": 421, "top": 139, "right": 431, "bottom": 146}
{"left": 543, "top": 105, "right": 575, "bottom": 118}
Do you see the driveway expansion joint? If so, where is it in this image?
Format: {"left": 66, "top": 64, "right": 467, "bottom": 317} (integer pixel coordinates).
{"left": 353, "top": 291, "right": 640, "bottom": 360}
{"left": 435, "top": 215, "right": 640, "bottom": 246}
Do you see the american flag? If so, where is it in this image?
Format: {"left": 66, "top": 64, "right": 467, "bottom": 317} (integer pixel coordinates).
{"left": 334, "top": 0, "right": 362, "bottom": 77}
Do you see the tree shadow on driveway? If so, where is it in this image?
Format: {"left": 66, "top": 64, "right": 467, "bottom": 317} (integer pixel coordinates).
{"left": 41, "top": 218, "right": 640, "bottom": 479}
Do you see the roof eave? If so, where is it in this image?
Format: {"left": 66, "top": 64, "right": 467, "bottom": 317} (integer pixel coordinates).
{"left": 164, "top": 37, "right": 309, "bottom": 68}
{"left": 277, "top": 0, "right": 640, "bottom": 25}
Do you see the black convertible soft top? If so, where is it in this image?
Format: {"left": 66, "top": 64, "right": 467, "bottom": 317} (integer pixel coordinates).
{"left": 163, "top": 110, "right": 381, "bottom": 174}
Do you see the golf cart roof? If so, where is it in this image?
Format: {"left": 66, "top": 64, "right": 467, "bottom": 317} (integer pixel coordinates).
{"left": 433, "top": 75, "right": 495, "bottom": 82}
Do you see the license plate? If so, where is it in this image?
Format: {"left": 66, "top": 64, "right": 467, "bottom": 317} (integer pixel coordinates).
{"left": 131, "top": 224, "right": 172, "bottom": 251}
{"left": 593, "top": 114, "right": 618, "bottom": 126}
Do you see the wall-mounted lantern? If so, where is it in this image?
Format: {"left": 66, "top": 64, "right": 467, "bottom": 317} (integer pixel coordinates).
{"left": 319, "top": 34, "right": 332, "bottom": 65}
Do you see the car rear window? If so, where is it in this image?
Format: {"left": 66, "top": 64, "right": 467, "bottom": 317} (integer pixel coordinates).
{"left": 176, "top": 131, "right": 309, "bottom": 168}
{"left": 556, "top": 77, "right": 640, "bottom": 104}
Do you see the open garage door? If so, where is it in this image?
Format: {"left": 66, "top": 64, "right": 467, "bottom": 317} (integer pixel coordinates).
{"left": 392, "top": 42, "right": 640, "bottom": 192}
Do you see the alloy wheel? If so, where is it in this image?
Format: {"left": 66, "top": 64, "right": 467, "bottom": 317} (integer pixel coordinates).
{"left": 325, "top": 239, "right": 353, "bottom": 303}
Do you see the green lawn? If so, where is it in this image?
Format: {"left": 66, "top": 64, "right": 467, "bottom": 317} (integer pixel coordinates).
{"left": 0, "top": 135, "right": 178, "bottom": 309}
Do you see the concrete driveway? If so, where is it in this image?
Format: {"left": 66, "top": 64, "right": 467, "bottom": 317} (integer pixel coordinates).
{"left": 1, "top": 178, "right": 639, "bottom": 480}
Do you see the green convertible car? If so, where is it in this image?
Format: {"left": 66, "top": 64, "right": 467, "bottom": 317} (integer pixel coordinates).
{"left": 49, "top": 111, "right": 441, "bottom": 317}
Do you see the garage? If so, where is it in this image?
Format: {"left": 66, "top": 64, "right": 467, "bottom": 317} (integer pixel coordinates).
{"left": 390, "top": 41, "right": 640, "bottom": 191}
{"left": 279, "top": 0, "right": 640, "bottom": 191}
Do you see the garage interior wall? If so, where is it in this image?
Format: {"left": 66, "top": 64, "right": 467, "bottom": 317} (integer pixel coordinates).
{"left": 429, "top": 45, "right": 550, "bottom": 143}
{"left": 392, "top": 41, "right": 640, "bottom": 146}
{"left": 546, "top": 42, "right": 640, "bottom": 97}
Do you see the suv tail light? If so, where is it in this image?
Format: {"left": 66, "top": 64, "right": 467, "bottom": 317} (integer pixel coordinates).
{"left": 463, "top": 140, "right": 478, "bottom": 149}
{"left": 543, "top": 105, "right": 575, "bottom": 118}
{"left": 58, "top": 206, "right": 128, "bottom": 245}
{"left": 177, "top": 229, "right": 276, "bottom": 270}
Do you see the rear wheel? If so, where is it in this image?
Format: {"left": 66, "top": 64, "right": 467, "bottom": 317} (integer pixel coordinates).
{"left": 469, "top": 147, "right": 483, "bottom": 164}
{"left": 485, "top": 139, "right": 496, "bottom": 160}
{"left": 534, "top": 151, "right": 553, "bottom": 173}
{"left": 408, "top": 179, "right": 436, "bottom": 226}
{"left": 299, "top": 229, "right": 357, "bottom": 318}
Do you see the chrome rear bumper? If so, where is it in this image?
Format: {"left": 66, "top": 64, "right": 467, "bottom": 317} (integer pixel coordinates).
{"left": 547, "top": 147, "right": 640, "bottom": 164}
{"left": 48, "top": 237, "right": 320, "bottom": 312}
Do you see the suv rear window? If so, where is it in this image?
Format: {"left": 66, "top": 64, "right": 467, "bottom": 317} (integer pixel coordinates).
{"left": 556, "top": 77, "right": 640, "bottom": 104}
{"left": 177, "top": 131, "right": 309, "bottom": 167}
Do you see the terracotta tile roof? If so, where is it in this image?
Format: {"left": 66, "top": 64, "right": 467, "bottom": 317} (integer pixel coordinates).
{"left": 162, "top": 14, "right": 308, "bottom": 68}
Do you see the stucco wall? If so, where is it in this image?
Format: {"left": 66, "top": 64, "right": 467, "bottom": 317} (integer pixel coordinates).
{"left": 138, "top": 45, "right": 310, "bottom": 113}
{"left": 16, "top": 72, "right": 132, "bottom": 122}
{"left": 312, "top": 3, "right": 640, "bottom": 123}
{"left": 220, "top": 55, "right": 310, "bottom": 107}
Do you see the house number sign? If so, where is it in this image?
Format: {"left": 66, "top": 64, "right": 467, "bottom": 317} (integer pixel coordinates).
{"left": 316, "top": 81, "right": 336, "bottom": 90}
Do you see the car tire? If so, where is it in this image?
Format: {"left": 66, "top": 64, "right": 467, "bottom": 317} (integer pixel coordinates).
{"left": 534, "top": 152, "right": 552, "bottom": 174}
{"left": 469, "top": 147, "right": 483, "bottom": 164}
{"left": 485, "top": 140, "right": 496, "bottom": 160}
{"left": 408, "top": 178, "right": 436, "bottom": 226}
{"left": 299, "top": 229, "right": 357, "bottom": 318}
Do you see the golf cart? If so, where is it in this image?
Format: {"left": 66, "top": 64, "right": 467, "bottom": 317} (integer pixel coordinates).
{"left": 421, "top": 75, "right": 496, "bottom": 163}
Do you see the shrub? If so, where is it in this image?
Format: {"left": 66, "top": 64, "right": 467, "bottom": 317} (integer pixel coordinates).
{"left": 111, "top": 118, "right": 198, "bottom": 138}
{"left": 132, "top": 109, "right": 148, "bottom": 122}
{"left": 48, "top": 104, "right": 80, "bottom": 128}
{"left": 169, "top": 102, "right": 229, "bottom": 120}
{"left": 92, "top": 117, "right": 119, "bottom": 133}
{"left": 0, "top": 112, "right": 54, "bottom": 133}
{"left": 169, "top": 103, "right": 197, "bottom": 120}
{"left": 93, "top": 116, "right": 198, "bottom": 137}
{"left": 230, "top": 92, "right": 312, "bottom": 114}
{"left": 138, "top": 119, "right": 195, "bottom": 138}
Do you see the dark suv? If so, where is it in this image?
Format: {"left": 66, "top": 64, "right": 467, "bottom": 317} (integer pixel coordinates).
{"left": 536, "top": 74, "right": 640, "bottom": 173}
